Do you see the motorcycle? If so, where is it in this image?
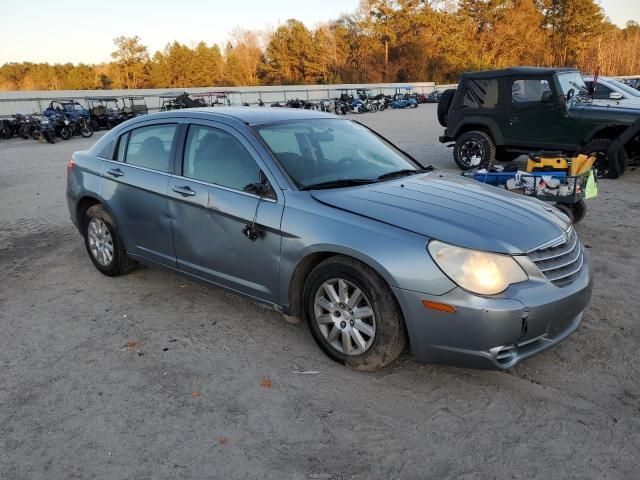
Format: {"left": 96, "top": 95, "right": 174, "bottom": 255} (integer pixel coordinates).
{"left": 70, "top": 116, "right": 93, "bottom": 138}
{"left": 334, "top": 99, "right": 350, "bottom": 115}
{"left": 318, "top": 99, "right": 332, "bottom": 112}
{"left": 0, "top": 118, "right": 15, "bottom": 139}
{"left": 30, "top": 116, "right": 56, "bottom": 144}
{"left": 51, "top": 113, "right": 73, "bottom": 140}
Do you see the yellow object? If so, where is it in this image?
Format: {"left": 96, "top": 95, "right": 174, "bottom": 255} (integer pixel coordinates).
{"left": 526, "top": 154, "right": 569, "bottom": 173}
{"left": 570, "top": 154, "right": 596, "bottom": 176}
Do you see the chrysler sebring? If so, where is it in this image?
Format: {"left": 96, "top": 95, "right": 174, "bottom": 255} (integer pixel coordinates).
{"left": 66, "top": 108, "right": 592, "bottom": 370}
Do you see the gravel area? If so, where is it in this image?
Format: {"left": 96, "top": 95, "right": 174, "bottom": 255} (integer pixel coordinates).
{"left": 1, "top": 105, "right": 639, "bottom": 479}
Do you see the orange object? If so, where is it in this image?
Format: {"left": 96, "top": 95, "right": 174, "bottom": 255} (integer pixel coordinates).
{"left": 422, "top": 300, "right": 457, "bottom": 313}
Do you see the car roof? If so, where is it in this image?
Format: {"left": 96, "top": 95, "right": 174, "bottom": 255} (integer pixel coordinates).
{"left": 463, "top": 66, "right": 579, "bottom": 79}
{"left": 140, "top": 107, "right": 338, "bottom": 126}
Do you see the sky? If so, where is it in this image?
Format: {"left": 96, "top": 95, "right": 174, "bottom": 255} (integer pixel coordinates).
{"left": 1, "top": 0, "right": 638, "bottom": 65}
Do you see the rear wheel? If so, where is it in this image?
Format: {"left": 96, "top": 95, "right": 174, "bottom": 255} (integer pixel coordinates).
{"left": 83, "top": 205, "right": 134, "bottom": 276}
{"left": 555, "top": 204, "right": 574, "bottom": 223}
{"left": 303, "top": 256, "right": 406, "bottom": 371}
{"left": 582, "top": 138, "right": 625, "bottom": 179}
{"left": 453, "top": 130, "right": 496, "bottom": 170}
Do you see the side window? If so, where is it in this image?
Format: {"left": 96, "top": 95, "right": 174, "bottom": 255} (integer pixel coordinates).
{"left": 125, "top": 124, "right": 177, "bottom": 172}
{"left": 183, "top": 125, "right": 261, "bottom": 191}
{"left": 114, "top": 132, "right": 129, "bottom": 161}
{"left": 594, "top": 84, "right": 613, "bottom": 100}
{"left": 463, "top": 79, "right": 499, "bottom": 109}
{"left": 511, "top": 78, "right": 552, "bottom": 103}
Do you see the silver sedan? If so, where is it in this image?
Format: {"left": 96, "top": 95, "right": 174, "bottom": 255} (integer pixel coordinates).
{"left": 66, "top": 108, "right": 592, "bottom": 370}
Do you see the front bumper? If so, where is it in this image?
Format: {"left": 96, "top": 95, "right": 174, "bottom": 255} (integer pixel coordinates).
{"left": 393, "top": 250, "right": 593, "bottom": 369}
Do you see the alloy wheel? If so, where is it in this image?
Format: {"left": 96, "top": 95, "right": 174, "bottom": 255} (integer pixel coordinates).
{"left": 460, "top": 140, "right": 484, "bottom": 167}
{"left": 88, "top": 218, "right": 114, "bottom": 266}
{"left": 313, "top": 278, "right": 376, "bottom": 356}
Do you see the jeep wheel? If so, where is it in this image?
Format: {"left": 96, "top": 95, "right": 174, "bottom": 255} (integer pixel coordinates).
{"left": 437, "top": 89, "right": 456, "bottom": 127}
{"left": 453, "top": 131, "right": 496, "bottom": 170}
{"left": 582, "top": 138, "right": 626, "bottom": 179}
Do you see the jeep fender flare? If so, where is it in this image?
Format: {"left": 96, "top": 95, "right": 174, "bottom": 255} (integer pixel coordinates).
{"left": 450, "top": 117, "right": 505, "bottom": 145}
{"left": 582, "top": 123, "right": 629, "bottom": 144}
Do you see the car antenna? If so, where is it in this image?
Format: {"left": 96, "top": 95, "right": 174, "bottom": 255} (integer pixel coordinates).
{"left": 591, "top": 66, "right": 600, "bottom": 97}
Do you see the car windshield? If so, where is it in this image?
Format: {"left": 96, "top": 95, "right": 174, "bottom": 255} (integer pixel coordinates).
{"left": 257, "top": 119, "right": 420, "bottom": 189}
{"left": 557, "top": 72, "right": 589, "bottom": 97}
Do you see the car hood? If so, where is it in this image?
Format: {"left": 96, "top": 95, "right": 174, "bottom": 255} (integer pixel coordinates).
{"left": 310, "top": 173, "right": 571, "bottom": 254}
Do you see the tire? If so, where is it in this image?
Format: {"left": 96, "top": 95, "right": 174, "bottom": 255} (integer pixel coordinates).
{"left": 303, "top": 255, "right": 407, "bottom": 371}
{"left": 45, "top": 132, "right": 56, "bottom": 144}
{"left": 582, "top": 138, "right": 625, "bottom": 179}
{"left": 83, "top": 204, "right": 134, "bottom": 276}
{"left": 60, "top": 127, "right": 72, "bottom": 140}
{"left": 437, "top": 88, "right": 456, "bottom": 127}
{"left": 453, "top": 130, "right": 496, "bottom": 170}
{"left": 570, "top": 200, "right": 587, "bottom": 223}
{"left": 555, "top": 204, "right": 574, "bottom": 223}
{"left": 80, "top": 126, "right": 93, "bottom": 138}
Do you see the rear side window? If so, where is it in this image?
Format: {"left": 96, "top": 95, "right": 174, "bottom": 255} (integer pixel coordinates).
{"left": 182, "top": 125, "right": 260, "bottom": 191}
{"left": 511, "top": 79, "right": 552, "bottom": 103}
{"left": 463, "top": 79, "right": 499, "bottom": 109}
{"left": 124, "top": 124, "right": 177, "bottom": 172}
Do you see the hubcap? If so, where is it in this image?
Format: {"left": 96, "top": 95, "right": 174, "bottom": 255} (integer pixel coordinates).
{"left": 313, "top": 278, "right": 376, "bottom": 356}
{"left": 88, "top": 218, "right": 114, "bottom": 266}
{"left": 460, "top": 140, "right": 484, "bottom": 167}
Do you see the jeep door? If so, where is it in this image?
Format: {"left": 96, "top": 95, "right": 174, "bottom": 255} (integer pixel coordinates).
{"left": 100, "top": 121, "right": 178, "bottom": 267}
{"left": 502, "top": 76, "right": 564, "bottom": 146}
{"left": 167, "top": 121, "right": 284, "bottom": 303}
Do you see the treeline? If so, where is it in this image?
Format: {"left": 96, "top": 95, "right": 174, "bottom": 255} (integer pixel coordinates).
{"left": 2, "top": 0, "right": 639, "bottom": 91}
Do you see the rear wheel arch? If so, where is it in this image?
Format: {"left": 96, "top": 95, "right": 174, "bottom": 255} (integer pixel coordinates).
{"left": 76, "top": 196, "right": 102, "bottom": 227}
{"left": 452, "top": 119, "right": 503, "bottom": 146}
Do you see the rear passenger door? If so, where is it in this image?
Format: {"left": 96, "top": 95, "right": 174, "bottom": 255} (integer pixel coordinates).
{"left": 167, "top": 121, "right": 284, "bottom": 303}
{"left": 100, "top": 121, "right": 178, "bottom": 267}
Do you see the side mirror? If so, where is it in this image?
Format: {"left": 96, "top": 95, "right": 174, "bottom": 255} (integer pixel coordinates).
{"left": 541, "top": 91, "right": 554, "bottom": 103}
{"left": 610, "top": 92, "right": 623, "bottom": 100}
{"left": 244, "top": 179, "right": 276, "bottom": 199}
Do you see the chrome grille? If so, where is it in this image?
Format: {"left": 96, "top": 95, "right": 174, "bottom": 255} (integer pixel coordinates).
{"left": 529, "top": 228, "right": 584, "bottom": 287}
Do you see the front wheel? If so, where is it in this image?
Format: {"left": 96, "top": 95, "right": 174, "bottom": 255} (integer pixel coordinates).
{"left": 453, "top": 130, "right": 496, "bottom": 170}
{"left": 83, "top": 205, "right": 134, "bottom": 276}
{"left": 60, "top": 127, "right": 72, "bottom": 140}
{"left": 303, "top": 256, "right": 407, "bottom": 371}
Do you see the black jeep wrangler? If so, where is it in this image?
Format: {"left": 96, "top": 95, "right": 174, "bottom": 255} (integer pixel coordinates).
{"left": 438, "top": 67, "right": 640, "bottom": 178}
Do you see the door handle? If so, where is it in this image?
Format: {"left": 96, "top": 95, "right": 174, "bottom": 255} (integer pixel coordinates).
{"left": 106, "top": 167, "right": 124, "bottom": 177}
{"left": 172, "top": 185, "right": 196, "bottom": 197}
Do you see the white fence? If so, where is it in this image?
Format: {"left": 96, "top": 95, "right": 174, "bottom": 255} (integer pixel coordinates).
{"left": 0, "top": 82, "right": 448, "bottom": 116}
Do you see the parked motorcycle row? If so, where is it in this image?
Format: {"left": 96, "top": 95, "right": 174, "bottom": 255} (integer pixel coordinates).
{"left": 267, "top": 88, "right": 443, "bottom": 115}
{"left": 0, "top": 96, "right": 149, "bottom": 144}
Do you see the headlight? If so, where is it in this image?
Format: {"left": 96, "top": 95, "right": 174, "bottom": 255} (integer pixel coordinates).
{"left": 428, "top": 240, "right": 528, "bottom": 295}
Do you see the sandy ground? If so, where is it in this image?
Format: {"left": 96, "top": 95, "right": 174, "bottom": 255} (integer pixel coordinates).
{"left": 1, "top": 105, "right": 639, "bottom": 479}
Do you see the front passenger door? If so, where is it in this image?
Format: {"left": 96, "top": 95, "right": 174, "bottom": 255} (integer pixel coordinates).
{"left": 503, "top": 76, "right": 564, "bottom": 146}
{"left": 168, "top": 122, "right": 284, "bottom": 303}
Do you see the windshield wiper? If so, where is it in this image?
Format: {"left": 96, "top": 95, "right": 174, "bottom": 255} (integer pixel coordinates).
{"left": 300, "top": 178, "right": 377, "bottom": 191}
{"left": 377, "top": 167, "right": 431, "bottom": 180}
